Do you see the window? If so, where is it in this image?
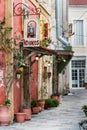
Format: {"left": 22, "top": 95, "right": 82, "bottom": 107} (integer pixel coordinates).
{"left": 73, "top": 20, "right": 84, "bottom": 45}
{"left": 44, "top": 23, "right": 48, "bottom": 37}
{"left": 72, "top": 60, "right": 85, "bottom": 68}
{"left": 69, "top": 23, "right": 72, "bottom": 36}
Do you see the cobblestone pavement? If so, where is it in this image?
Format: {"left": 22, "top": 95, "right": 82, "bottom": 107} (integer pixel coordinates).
{"left": 0, "top": 89, "right": 87, "bottom": 130}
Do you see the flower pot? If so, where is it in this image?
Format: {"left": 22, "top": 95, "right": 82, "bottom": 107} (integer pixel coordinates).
{"left": 48, "top": 72, "right": 51, "bottom": 78}
{"left": 32, "top": 107, "right": 40, "bottom": 114}
{"left": 0, "top": 105, "right": 11, "bottom": 126}
{"left": 44, "top": 104, "right": 49, "bottom": 109}
{"left": 85, "top": 85, "right": 87, "bottom": 89}
{"left": 52, "top": 95, "right": 60, "bottom": 103}
{"left": 15, "top": 112, "right": 26, "bottom": 123}
{"left": 37, "top": 99, "right": 45, "bottom": 110}
{"left": 22, "top": 108, "right": 31, "bottom": 120}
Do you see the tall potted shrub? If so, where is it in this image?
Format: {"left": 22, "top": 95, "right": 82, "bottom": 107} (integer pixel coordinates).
{"left": 0, "top": 25, "right": 25, "bottom": 125}
{"left": 38, "top": 85, "right": 48, "bottom": 110}
{"left": 0, "top": 25, "right": 12, "bottom": 126}
{"left": 0, "top": 99, "right": 11, "bottom": 126}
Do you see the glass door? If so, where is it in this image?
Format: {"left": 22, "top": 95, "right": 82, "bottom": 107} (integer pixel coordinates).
{"left": 71, "top": 59, "right": 85, "bottom": 88}
{"left": 79, "top": 69, "right": 85, "bottom": 88}
{"left": 72, "top": 69, "right": 78, "bottom": 88}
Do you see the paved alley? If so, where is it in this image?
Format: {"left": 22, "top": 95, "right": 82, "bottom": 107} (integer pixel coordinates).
{"left": 0, "top": 89, "right": 87, "bottom": 130}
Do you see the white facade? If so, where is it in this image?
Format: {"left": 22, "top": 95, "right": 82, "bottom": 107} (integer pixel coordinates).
{"left": 68, "top": 5, "right": 87, "bottom": 88}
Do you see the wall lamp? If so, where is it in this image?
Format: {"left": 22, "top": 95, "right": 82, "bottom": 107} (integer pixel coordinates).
{"left": 47, "top": 62, "right": 51, "bottom": 66}
{"left": 62, "top": 57, "right": 66, "bottom": 62}
{"left": 35, "top": 55, "right": 39, "bottom": 61}
{"left": 45, "top": 60, "right": 51, "bottom": 66}
{"left": 58, "top": 56, "right": 66, "bottom": 63}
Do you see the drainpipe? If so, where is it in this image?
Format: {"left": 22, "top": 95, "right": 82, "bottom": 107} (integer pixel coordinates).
{"left": 55, "top": 0, "right": 70, "bottom": 46}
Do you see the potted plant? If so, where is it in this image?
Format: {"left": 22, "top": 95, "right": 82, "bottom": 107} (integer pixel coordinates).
{"left": 45, "top": 98, "right": 59, "bottom": 109}
{"left": 45, "top": 98, "right": 52, "bottom": 109}
{"left": 38, "top": 85, "right": 48, "bottom": 110}
{"left": 15, "top": 112, "right": 26, "bottom": 123}
{"left": 0, "top": 25, "right": 26, "bottom": 124}
{"left": 22, "top": 103, "right": 31, "bottom": 120}
{"left": 0, "top": 25, "right": 13, "bottom": 126}
{"left": 0, "top": 99, "right": 11, "bottom": 126}
{"left": 51, "top": 98, "right": 59, "bottom": 107}
{"left": 31, "top": 100, "right": 41, "bottom": 114}
{"left": 84, "top": 83, "right": 87, "bottom": 89}
{"left": 51, "top": 93, "right": 61, "bottom": 103}
{"left": 42, "top": 71, "right": 48, "bottom": 80}
{"left": 47, "top": 72, "right": 51, "bottom": 78}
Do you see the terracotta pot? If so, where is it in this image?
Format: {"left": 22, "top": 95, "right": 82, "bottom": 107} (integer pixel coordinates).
{"left": 22, "top": 108, "right": 31, "bottom": 120}
{"left": 15, "top": 112, "right": 26, "bottom": 123}
{"left": 37, "top": 99, "right": 45, "bottom": 110}
{"left": 52, "top": 96, "right": 60, "bottom": 103}
{"left": 0, "top": 105, "right": 11, "bottom": 126}
{"left": 32, "top": 107, "right": 40, "bottom": 114}
{"left": 85, "top": 85, "right": 87, "bottom": 89}
{"left": 44, "top": 104, "right": 49, "bottom": 109}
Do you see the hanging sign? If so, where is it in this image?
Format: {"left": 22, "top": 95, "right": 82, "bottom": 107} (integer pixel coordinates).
{"left": 24, "top": 18, "right": 40, "bottom": 47}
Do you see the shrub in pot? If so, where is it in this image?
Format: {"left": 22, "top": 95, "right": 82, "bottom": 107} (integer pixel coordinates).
{"left": 38, "top": 85, "right": 47, "bottom": 110}
{"left": 37, "top": 99, "right": 45, "bottom": 111}
{"left": 0, "top": 99, "right": 11, "bottom": 126}
{"left": 31, "top": 100, "right": 41, "bottom": 114}
{"left": 45, "top": 98, "right": 59, "bottom": 109}
{"left": 51, "top": 93, "right": 60, "bottom": 103}
{"left": 22, "top": 103, "right": 31, "bottom": 120}
{"left": 51, "top": 99, "right": 59, "bottom": 107}
{"left": 45, "top": 98, "right": 52, "bottom": 109}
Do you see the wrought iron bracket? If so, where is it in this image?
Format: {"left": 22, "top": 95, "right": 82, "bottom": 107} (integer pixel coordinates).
{"left": 13, "top": 2, "right": 41, "bottom": 17}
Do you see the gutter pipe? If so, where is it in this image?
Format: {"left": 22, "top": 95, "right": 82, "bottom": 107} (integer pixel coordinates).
{"left": 55, "top": 0, "right": 70, "bottom": 46}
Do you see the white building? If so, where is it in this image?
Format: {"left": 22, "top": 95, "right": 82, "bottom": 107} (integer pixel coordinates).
{"left": 68, "top": 0, "right": 87, "bottom": 89}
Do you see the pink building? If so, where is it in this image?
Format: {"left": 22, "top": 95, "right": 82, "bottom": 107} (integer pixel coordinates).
{"left": 0, "top": 0, "right": 39, "bottom": 121}
{"left": 69, "top": 0, "right": 87, "bottom": 5}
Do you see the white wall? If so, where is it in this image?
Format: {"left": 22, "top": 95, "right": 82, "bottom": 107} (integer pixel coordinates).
{"left": 68, "top": 5, "right": 87, "bottom": 88}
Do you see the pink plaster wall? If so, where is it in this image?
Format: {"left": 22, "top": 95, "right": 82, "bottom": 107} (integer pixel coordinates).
{"left": 14, "top": 79, "right": 21, "bottom": 114}
{"left": 69, "top": 0, "right": 87, "bottom": 5}
{"left": 13, "top": 0, "right": 22, "bottom": 41}
{"left": 0, "top": 0, "right": 5, "bottom": 22}
{"left": 13, "top": 0, "right": 39, "bottom": 109}
{"left": 0, "top": 51, "right": 6, "bottom": 105}
{"left": 13, "top": 0, "right": 22, "bottom": 114}
{"left": 30, "top": 55, "right": 38, "bottom": 100}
